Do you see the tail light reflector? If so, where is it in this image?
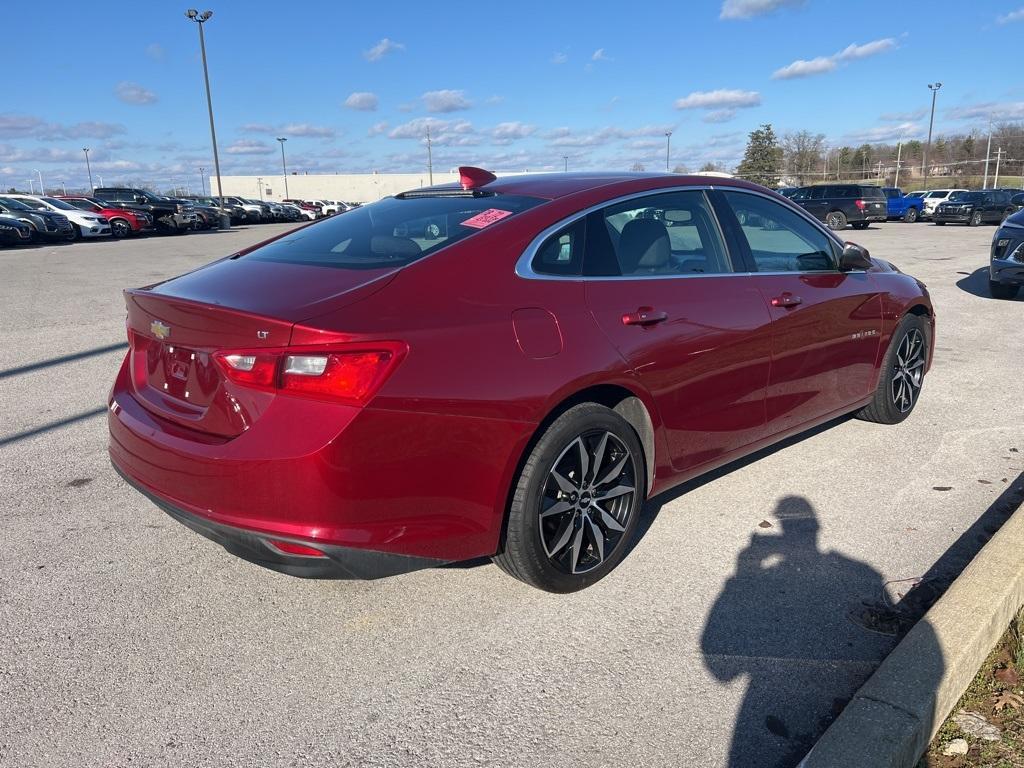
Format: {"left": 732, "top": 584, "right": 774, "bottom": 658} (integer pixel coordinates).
{"left": 854, "top": 199, "right": 866, "bottom": 210}
{"left": 268, "top": 539, "right": 327, "bottom": 557}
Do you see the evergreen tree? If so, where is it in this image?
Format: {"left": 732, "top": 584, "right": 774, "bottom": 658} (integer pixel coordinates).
{"left": 736, "top": 124, "right": 782, "bottom": 187}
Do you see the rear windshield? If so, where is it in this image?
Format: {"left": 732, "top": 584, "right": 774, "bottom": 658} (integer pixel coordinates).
{"left": 859, "top": 187, "right": 885, "bottom": 198}
{"left": 244, "top": 193, "right": 544, "bottom": 269}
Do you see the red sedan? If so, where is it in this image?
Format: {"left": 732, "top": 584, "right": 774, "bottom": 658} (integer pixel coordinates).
{"left": 57, "top": 196, "right": 153, "bottom": 237}
{"left": 109, "top": 169, "right": 934, "bottom": 592}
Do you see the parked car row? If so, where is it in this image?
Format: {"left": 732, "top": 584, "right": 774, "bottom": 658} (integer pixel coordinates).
{"left": 0, "top": 187, "right": 359, "bottom": 246}
{"left": 780, "top": 184, "right": 1024, "bottom": 231}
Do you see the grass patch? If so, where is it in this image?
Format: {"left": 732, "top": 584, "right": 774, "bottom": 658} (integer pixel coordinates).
{"left": 919, "top": 610, "right": 1024, "bottom": 767}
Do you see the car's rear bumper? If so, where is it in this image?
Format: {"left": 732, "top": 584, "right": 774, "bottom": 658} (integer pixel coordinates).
{"left": 112, "top": 461, "right": 447, "bottom": 579}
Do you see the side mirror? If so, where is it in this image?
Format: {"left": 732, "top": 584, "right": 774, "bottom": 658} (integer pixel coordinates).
{"left": 840, "top": 242, "right": 873, "bottom": 271}
{"left": 1012, "top": 193, "right": 1024, "bottom": 207}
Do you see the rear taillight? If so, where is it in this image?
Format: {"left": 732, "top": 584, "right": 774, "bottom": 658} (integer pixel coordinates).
{"left": 854, "top": 199, "right": 866, "bottom": 210}
{"left": 213, "top": 343, "right": 404, "bottom": 405}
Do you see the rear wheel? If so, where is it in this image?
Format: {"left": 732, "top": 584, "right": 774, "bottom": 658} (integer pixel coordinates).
{"left": 969, "top": 210, "right": 982, "bottom": 227}
{"left": 990, "top": 281, "right": 1020, "bottom": 300}
{"left": 851, "top": 221, "right": 869, "bottom": 230}
{"left": 71, "top": 224, "right": 83, "bottom": 241}
{"left": 826, "top": 211, "right": 847, "bottom": 231}
{"left": 493, "top": 403, "right": 645, "bottom": 593}
{"left": 934, "top": 221, "right": 946, "bottom": 226}
{"left": 109, "top": 218, "right": 131, "bottom": 238}
{"left": 903, "top": 207, "right": 919, "bottom": 223}
{"left": 855, "top": 314, "right": 929, "bottom": 424}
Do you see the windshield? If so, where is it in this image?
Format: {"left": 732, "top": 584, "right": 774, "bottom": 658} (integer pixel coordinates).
{"left": 41, "top": 197, "right": 77, "bottom": 210}
{"left": 0, "top": 197, "right": 34, "bottom": 211}
{"left": 949, "top": 191, "right": 982, "bottom": 202}
{"left": 244, "top": 193, "right": 544, "bottom": 270}
{"left": 12, "top": 197, "right": 46, "bottom": 210}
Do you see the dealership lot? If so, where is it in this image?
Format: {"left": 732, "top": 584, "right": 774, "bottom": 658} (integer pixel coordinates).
{"left": 1, "top": 222, "right": 1021, "bottom": 767}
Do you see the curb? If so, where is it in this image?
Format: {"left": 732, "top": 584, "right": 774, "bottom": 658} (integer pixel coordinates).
{"left": 799, "top": 494, "right": 1024, "bottom": 768}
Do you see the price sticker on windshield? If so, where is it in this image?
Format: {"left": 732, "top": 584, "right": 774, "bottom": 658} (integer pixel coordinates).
{"left": 460, "top": 208, "right": 513, "bottom": 229}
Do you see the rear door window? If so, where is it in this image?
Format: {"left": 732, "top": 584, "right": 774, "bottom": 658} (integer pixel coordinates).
{"left": 532, "top": 219, "right": 586, "bottom": 276}
{"left": 722, "top": 191, "right": 837, "bottom": 273}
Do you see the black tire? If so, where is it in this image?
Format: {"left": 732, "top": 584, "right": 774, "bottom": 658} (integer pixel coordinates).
{"left": 934, "top": 221, "right": 945, "bottom": 226}
{"left": 109, "top": 218, "right": 131, "bottom": 238}
{"left": 855, "top": 314, "right": 930, "bottom": 425}
{"left": 851, "top": 221, "right": 869, "bottom": 230}
{"left": 493, "top": 403, "right": 646, "bottom": 593}
{"left": 969, "top": 210, "right": 982, "bottom": 227}
{"left": 903, "top": 207, "right": 919, "bottom": 223}
{"left": 71, "top": 223, "right": 83, "bottom": 241}
{"left": 990, "top": 281, "right": 1020, "bottom": 300}
{"left": 826, "top": 210, "right": 847, "bottom": 231}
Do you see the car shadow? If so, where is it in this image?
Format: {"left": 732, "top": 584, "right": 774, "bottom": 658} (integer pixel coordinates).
{"left": 956, "top": 267, "right": 1023, "bottom": 300}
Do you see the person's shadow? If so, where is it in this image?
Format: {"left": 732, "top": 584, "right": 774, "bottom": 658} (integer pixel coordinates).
{"left": 701, "top": 496, "right": 902, "bottom": 767}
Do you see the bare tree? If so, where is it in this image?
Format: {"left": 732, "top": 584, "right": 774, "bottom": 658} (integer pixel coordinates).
{"left": 782, "top": 130, "right": 825, "bottom": 185}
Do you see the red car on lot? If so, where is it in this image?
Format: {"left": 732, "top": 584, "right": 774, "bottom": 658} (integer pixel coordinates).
{"left": 109, "top": 168, "right": 934, "bottom": 592}
{"left": 57, "top": 196, "right": 153, "bottom": 238}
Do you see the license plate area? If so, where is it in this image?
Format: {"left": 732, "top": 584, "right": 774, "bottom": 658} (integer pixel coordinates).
{"left": 139, "top": 339, "right": 219, "bottom": 409}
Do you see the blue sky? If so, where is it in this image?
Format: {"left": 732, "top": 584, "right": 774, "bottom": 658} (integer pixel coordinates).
{"left": 6, "top": 0, "right": 1024, "bottom": 192}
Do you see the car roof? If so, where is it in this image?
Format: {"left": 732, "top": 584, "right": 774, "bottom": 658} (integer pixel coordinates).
{"left": 410, "top": 171, "right": 769, "bottom": 201}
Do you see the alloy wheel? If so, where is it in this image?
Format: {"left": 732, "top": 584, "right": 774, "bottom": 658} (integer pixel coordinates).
{"left": 539, "top": 430, "right": 637, "bottom": 574}
{"left": 891, "top": 328, "right": 926, "bottom": 413}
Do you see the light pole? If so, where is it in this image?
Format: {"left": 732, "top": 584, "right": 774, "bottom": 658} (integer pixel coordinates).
{"left": 27, "top": 179, "right": 34, "bottom": 194}
{"left": 995, "top": 147, "right": 1003, "bottom": 188}
{"left": 82, "top": 148, "right": 94, "bottom": 192}
{"left": 256, "top": 176, "right": 263, "bottom": 200}
{"left": 199, "top": 166, "right": 206, "bottom": 196}
{"left": 426, "top": 126, "right": 433, "bottom": 186}
{"left": 33, "top": 169, "right": 44, "bottom": 195}
{"left": 894, "top": 138, "right": 903, "bottom": 188}
{"left": 665, "top": 131, "right": 672, "bottom": 172}
{"left": 61, "top": 181, "right": 67, "bottom": 195}
{"left": 983, "top": 118, "right": 993, "bottom": 189}
{"left": 922, "top": 82, "right": 942, "bottom": 191}
{"left": 563, "top": 155, "right": 568, "bottom": 172}
{"left": 276, "top": 137, "right": 289, "bottom": 198}
{"left": 186, "top": 9, "right": 224, "bottom": 213}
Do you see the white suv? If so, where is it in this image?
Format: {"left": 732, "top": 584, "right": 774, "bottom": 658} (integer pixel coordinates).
{"left": 921, "top": 189, "right": 968, "bottom": 219}
{"left": 9, "top": 195, "right": 111, "bottom": 238}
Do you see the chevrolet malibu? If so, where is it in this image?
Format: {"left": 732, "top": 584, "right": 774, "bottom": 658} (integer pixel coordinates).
{"left": 109, "top": 169, "right": 935, "bottom": 593}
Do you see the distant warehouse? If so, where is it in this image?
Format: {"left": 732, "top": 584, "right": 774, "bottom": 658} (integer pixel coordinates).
{"left": 210, "top": 170, "right": 544, "bottom": 205}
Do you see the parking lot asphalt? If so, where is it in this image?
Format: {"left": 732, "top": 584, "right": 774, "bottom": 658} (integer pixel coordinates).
{"left": 1, "top": 221, "right": 1022, "bottom": 768}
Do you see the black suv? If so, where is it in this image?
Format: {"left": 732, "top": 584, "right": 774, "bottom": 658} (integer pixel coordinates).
{"left": 789, "top": 184, "right": 888, "bottom": 231}
{"left": 933, "top": 190, "right": 1016, "bottom": 226}
{"left": 93, "top": 188, "right": 197, "bottom": 233}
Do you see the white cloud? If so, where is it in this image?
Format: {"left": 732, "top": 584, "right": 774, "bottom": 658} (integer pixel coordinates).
{"left": 945, "top": 101, "right": 1024, "bottom": 121}
{"left": 843, "top": 121, "right": 920, "bottom": 143}
{"left": 551, "top": 52, "right": 568, "bottom": 64}
{"left": 145, "top": 43, "right": 164, "bottom": 60}
{"left": 773, "top": 37, "right": 897, "bottom": 79}
{"left": 422, "top": 89, "right": 472, "bottom": 113}
{"left": 492, "top": 122, "right": 536, "bottom": 144}
{"left": 997, "top": 7, "right": 1024, "bottom": 23}
{"left": 368, "top": 121, "right": 389, "bottom": 137}
{"left": 388, "top": 117, "right": 476, "bottom": 146}
{"left": 545, "top": 125, "right": 676, "bottom": 148}
{"left": 0, "top": 114, "right": 124, "bottom": 140}
{"left": 720, "top": 0, "right": 804, "bottom": 19}
{"left": 880, "top": 108, "right": 926, "bottom": 122}
{"left": 243, "top": 122, "right": 335, "bottom": 138}
{"left": 115, "top": 81, "right": 158, "bottom": 105}
{"left": 363, "top": 38, "right": 404, "bottom": 62}
{"left": 674, "top": 89, "right": 761, "bottom": 110}
{"left": 344, "top": 92, "right": 379, "bottom": 111}
{"left": 225, "top": 139, "right": 274, "bottom": 155}
{"left": 591, "top": 48, "right": 610, "bottom": 61}
{"left": 704, "top": 109, "right": 737, "bottom": 123}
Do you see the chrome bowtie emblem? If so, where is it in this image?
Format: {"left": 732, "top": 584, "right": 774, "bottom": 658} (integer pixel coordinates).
{"left": 151, "top": 320, "right": 171, "bottom": 340}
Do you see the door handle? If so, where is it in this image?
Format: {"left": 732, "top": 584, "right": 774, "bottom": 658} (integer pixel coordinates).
{"left": 621, "top": 307, "right": 669, "bottom": 326}
{"left": 770, "top": 293, "right": 803, "bottom": 308}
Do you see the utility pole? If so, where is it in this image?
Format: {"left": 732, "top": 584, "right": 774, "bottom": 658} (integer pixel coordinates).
{"left": 995, "top": 147, "right": 1003, "bottom": 188}
{"left": 277, "top": 137, "right": 289, "bottom": 198}
{"left": 82, "top": 148, "right": 94, "bottom": 192}
{"left": 895, "top": 140, "right": 903, "bottom": 188}
{"left": 186, "top": 10, "right": 224, "bottom": 212}
{"left": 923, "top": 82, "right": 942, "bottom": 191}
{"left": 199, "top": 166, "right": 206, "bottom": 196}
{"left": 665, "top": 131, "right": 672, "bottom": 172}
{"left": 426, "top": 126, "right": 433, "bottom": 186}
{"left": 983, "top": 119, "right": 993, "bottom": 189}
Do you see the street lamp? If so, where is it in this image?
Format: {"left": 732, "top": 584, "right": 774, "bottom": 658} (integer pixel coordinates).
{"left": 199, "top": 166, "right": 206, "bottom": 196}
{"left": 563, "top": 155, "right": 568, "bottom": 172}
{"left": 276, "top": 137, "right": 289, "bottom": 198}
{"left": 665, "top": 131, "right": 672, "bottom": 172}
{"left": 185, "top": 9, "right": 224, "bottom": 214}
{"left": 256, "top": 176, "right": 263, "bottom": 200}
{"left": 33, "top": 169, "right": 44, "bottom": 195}
{"left": 82, "top": 148, "right": 94, "bottom": 192}
{"left": 922, "top": 82, "right": 942, "bottom": 191}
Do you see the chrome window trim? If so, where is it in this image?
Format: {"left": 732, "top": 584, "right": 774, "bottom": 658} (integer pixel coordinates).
{"left": 515, "top": 184, "right": 848, "bottom": 281}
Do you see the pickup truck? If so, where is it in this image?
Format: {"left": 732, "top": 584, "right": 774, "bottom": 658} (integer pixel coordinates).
{"left": 883, "top": 188, "right": 925, "bottom": 223}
